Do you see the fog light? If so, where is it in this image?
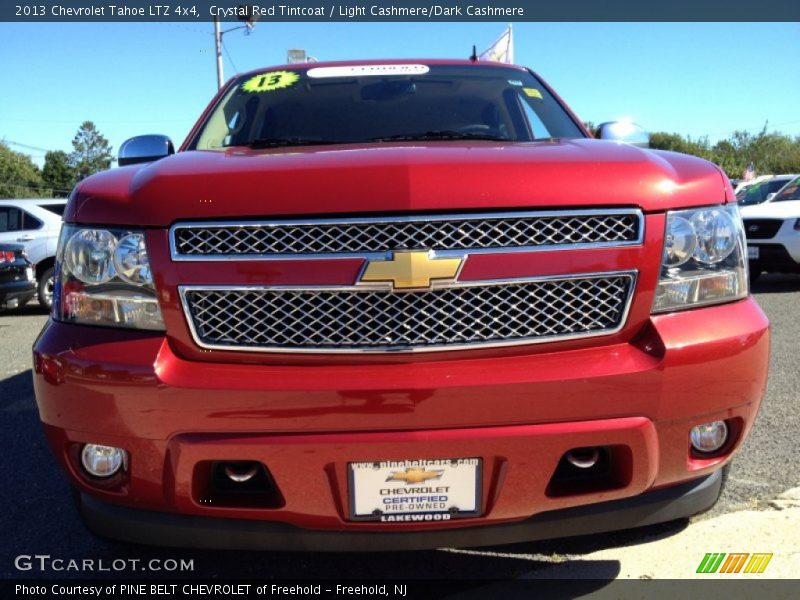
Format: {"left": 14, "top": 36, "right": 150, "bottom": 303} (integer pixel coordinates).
{"left": 81, "top": 444, "right": 126, "bottom": 477}
{"left": 690, "top": 421, "right": 728, "bottom": 454}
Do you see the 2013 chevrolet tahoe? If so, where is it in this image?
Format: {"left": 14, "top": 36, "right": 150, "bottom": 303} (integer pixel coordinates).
{"left": 32, "top": 60, "right": 769, "bottom": 550}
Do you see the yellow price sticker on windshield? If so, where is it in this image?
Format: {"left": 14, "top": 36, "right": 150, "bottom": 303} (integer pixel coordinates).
{"left": 523, "top": 87, "right": 543, "bottom": 99}
{"left": 242, "top": 71, "right": 300, "bottom": 93}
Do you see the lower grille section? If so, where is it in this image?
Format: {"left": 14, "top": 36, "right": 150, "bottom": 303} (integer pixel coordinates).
{"left": 181, "top": 273, "right": 636, "bottom": 353}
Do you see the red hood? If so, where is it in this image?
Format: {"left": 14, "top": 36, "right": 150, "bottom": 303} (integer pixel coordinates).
{"left": 68, "top": 140, "right": 728, "bottom": 226}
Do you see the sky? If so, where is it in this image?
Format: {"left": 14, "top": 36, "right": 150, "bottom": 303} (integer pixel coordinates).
{"left": 1, "top": 21, "right": 799, "bottom": 166}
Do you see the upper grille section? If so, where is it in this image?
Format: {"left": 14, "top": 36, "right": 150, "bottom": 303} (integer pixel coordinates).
{"left": 171, "top": 210, "right": 643, "bottom": 259}
{"left": 181, "top": 273, "right": 636, "bottom": 354}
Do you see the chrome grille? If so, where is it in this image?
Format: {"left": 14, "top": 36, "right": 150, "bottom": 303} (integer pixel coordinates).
{"left": 171, "top": 210, "right": 642, "bottom": 258}
{"left": 181, "top": 273, "right": 635, "bottom": 353}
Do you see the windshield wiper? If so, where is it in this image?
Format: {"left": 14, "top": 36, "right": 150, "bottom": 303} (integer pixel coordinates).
{"left": 247, "top": 137, "right": 343, "bottom": 148}
{"left": 246, "top": 131, "right": 509, "bottom": 148}
{"left": 371, "top": 130, "right": 509, "bottom": 142}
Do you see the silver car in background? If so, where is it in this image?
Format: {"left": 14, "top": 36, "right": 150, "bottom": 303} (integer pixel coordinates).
{"left": 0, "top": 198, "right": 67, "bottom": 308}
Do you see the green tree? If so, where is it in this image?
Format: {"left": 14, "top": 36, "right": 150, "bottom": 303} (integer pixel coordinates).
{"left": 0, "top": 142, "right": 47, "bottom": 198}
{"left": 649, "top": 132, "right": 713, "bottom": 161}
{"left": 647, "top": 126, "right": 800, "bottom": 179}
{"left": 70, "top": 121, "right": 113, "bottom": 181}
{"left": 712, "top": 126, "right": 800, "bottom": 178}
{"left": 42, "top": 150, "right": 76, "bottom": 197}
{"left": 710, "top": 139, "right": 745, "bottom": 178}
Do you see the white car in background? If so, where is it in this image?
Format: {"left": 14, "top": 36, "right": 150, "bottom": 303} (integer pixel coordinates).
{"left": 0, "top": 198, "right": 67, "bottom": 308}
{"left": 741, "top": 176, "right": 800, "bottom": 281}
{"left": 734, "top": 174, "right": 771, "bottom": 195}
{"left": 736, "top": 174, "right": 798, "bottom": 206}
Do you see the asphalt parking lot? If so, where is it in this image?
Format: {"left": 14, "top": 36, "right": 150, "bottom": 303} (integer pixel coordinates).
{"left": 1, "top": 275, "right": 798, "bottom": 580}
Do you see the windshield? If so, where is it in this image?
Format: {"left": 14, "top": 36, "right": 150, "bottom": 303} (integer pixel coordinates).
{"left": 771, "top": 177, "right": 800, "bottom": 202}
{"left": 737, "top": 179, "right": 792, "bottom": 205}
{"left": 190, "top": 64, "right": 585, "bottom": 150}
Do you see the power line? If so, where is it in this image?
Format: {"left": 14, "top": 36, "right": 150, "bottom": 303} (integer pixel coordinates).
{"left": 772, "top": 119, "right": 800, "bottom": 127}
{"left": 3, "top": 117, "right": 193, "bottom": 124}
{"left": 0, "top": 183, "right": 73, "bottom": 196}
{"left": 702, "top": 120, "right": 800, "bottom": 139}
{"left": 2, "top": 178, "right": 73, "bottom": 191}
{"left": 221, "top": 39, "right": 239, "bottom": 74}
{"left": 154, "top": 22, "right": 211, "bottom": 35}
{"left": 3, "top": 139, "right": 50, "bottom": 153}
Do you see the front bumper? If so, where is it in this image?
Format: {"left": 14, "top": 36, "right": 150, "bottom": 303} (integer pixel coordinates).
{"left": 0, "top": 278, "right": 35, "bottom": 307}
{"left": 747, "top": 221, "right": 800, "bottom": 271}
{"left": 748, "top": 243, "right": 800, "bottom": 272}
{"left": 76, "top": 469, "right": 722, "bottom": 551}
{"left": 33, "top": 298, "right": 769, "bottom": 548}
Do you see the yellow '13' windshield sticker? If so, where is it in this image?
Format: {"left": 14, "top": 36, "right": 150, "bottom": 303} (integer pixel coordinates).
{"left": 242, "top": 71, "right": 300, "bottom": 93}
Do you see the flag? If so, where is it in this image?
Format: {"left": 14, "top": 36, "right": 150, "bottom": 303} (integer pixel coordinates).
{"left": 479, "top": 26, "right": 514, "bottom": 64}
{"left": 742, "top": 162, "right": 755, "bottom": 181}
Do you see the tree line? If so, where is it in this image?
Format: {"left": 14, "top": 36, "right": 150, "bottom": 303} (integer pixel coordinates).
{"left": 0, "top": 121, "right": 113, "bottom": 199}
{"left": 649, "top": 126, "right": 800, "bottom": 179}
{"left": 3, "top": 121, "right": 799, "bottom": 199}
{"left": 585, "top": 123, "right": 800, "bottom": 180}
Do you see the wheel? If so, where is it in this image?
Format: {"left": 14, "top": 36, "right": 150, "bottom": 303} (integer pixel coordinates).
{"left": 748, "top": 262, "right": 762, "bottom": 282}
{"left": 37, "top": 266, "right": 55, "bottom": 310}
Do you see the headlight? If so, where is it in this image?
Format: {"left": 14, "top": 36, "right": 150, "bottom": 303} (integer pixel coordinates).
{"left": 663, "top": 216, "right": 696, "bottom": 267}
{"left": 54, "top": 225, "right": 164, "bottom": 330}
{"left": 690, "top": 208, "right": 738, "bottom": 264}
{"left": 652, "top": 204, "right": 748, "bottom": 313}
{"left": 64, "top": 229, "right": 117, "bottom": 284}
{"left": 113, "top": 233, "right": 152, "bottom": 285}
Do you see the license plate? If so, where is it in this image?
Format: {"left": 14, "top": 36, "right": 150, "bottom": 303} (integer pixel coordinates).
{"left": 25, "top": 267, "right": 34, "bottom": 281}
{"left": 748, "top": 246, "right": 759, "bottom": 260}
{"left": 348, "top": 458, "right": 481, "bottom": 522}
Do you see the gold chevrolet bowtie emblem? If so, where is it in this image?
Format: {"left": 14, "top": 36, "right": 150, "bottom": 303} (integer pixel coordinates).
{"left": 386, "top": 467, "right": 444, "bottom": 484}
{"left": 360, "top": 251, "right": 462, "bottom": 290}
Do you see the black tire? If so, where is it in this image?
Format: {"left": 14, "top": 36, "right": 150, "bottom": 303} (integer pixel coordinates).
{"left": 37, "top": 266, "right": 55, "bottom": 310}
{"left": 748, "top": 262, "right": 762, "bottom": 282}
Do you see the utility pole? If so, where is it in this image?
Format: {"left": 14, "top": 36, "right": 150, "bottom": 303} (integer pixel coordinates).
{"left": 214, "top": 15, "right": 224, "bottom": 90}
{"left": 213, "top": 9, "right": 258, "bottom": 90}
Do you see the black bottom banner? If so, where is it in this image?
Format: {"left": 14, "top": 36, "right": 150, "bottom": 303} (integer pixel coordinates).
{"left": 5, "top": 579, "right": 798, "bottom": 600}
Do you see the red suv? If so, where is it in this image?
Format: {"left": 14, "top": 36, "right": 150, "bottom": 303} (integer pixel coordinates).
{"left": 33, "top": 60, "right": 769, "bottom": 550}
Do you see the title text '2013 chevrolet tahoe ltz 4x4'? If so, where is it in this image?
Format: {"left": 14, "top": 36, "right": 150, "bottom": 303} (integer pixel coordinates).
{"left": 33, "top": 60, "right": 769, "bottom": 550}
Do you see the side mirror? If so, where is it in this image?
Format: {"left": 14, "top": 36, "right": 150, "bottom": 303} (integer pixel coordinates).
{"left": 596, "top": 121, "right": 650, "bottom": 148}
{"left": 765, "top": 192, "right": 776, "bottom": 201}
{"left": 118, "top": 135, "right": 175, "bottom": 167}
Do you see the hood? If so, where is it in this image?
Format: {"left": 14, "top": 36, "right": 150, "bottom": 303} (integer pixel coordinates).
{"left": 741, "top": 200, "right": 800, "bottom": 219}
{"left": 69, "top": 139, "right": 728, "bottom": 226}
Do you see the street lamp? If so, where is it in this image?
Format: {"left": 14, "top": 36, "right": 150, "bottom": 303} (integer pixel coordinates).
{"left": 214, "top": 7, "right": 257, "bottom": 89}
